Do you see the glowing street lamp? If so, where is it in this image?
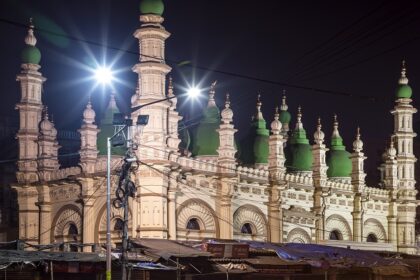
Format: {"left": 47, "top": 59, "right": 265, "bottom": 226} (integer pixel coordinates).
{"left": 186, "top": 86, "right": 201, "bottom": 99}
{"left": 94, "top": 66, "right": 114, "bottom": 85}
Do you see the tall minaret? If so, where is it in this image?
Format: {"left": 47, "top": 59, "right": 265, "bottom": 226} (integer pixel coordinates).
{"left": 391, "top": 61, "right": 417, "bottom": 254}
{"left": 15, "top": 19, "right": 46, "bottom": 183}
{"left": 166, "top": 77, "right": 182, "bottom": 158}
{"left": 267, "top": 107, "right": 286, "bottom": 243}
{"left": 78, "top": 99, "right": 99, "bottom": 174}
{"left": 132, "top": 0, "right": 172, "bottom": 239}
{"left": 350, "top": 128, "right": 366, "bottom": 242}
{"left": 132, "top": 0, "right": 172, "bottom": 161}
{"left": 391, "top": 61, "right": 417, "bottom": 190}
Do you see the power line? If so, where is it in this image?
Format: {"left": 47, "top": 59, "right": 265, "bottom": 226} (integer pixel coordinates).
{"left": 0, "top": 17, "right": 384, "bottom": 102}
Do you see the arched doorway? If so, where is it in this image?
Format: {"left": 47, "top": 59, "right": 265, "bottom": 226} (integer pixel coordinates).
{"left": 329, "top": 230, "right": 343, "bottom": 240}
{"left": 366, "top": 233, "right": 378, "bottom": 242}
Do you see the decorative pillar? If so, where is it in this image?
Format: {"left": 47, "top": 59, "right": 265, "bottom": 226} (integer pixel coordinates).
{"left": 15, "top": 19, "right": 46, "bottom": 183}
{"left": 268, "top": 107, "right": 286, "bottom": 243}
{"left": 350, "top": 128, "right": 366, "bottom": 242}
{"left": 167, "top": 170, "right": 178, "bottom": 240}
{"left": 166, "top": 77, "right": 182, "bottom": 159}
{"left": 81, "top": 178, "right": 96, "bottom": 252}
{"left": 37, "top": 184, "right": 51, "bottom": 245}
{"left": 311, "top": 118, "right": 328, "bottom": 242}
{"left": 216, "top": 178, "right": 233, "bottom": 239}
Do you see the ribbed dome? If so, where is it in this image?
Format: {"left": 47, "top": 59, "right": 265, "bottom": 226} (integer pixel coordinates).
{"left": 396, "top": 60, "right": 412, "bottom": 99}
{"left": 326, "top": 116, "right": 351, "bottom": 178}
{"left": 191, "top": 83, "right": 220, "bottom": 157}
{"left": 285, "top": 107, "right": 312, "bottom": 172}
{"left": 140, "top": 0, "right": 164, "bottom": 15}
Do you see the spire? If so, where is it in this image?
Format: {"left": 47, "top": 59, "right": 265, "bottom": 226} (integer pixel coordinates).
{"left": 295, "top": 106, "right": 303, "bottom": 130}
{"left": 352, "top": 127, "right": 363, "bottom": 152}
{"left": 399, "top": 60, "right": 408, "bottom": 85}
{"left": 313, "top": 117, "right": 325, "bottom": 145}
{"left": 207, "top": 80, "right": 217, "bottom": 108}
{"left": 386, "top": 135, "right": 397, "bottom": 159}
{"left": 109, "top": 93, "right": 117, "bottom": 109}
{"left": 331, "top": 114, "right": 345, "bottom": 148}
{"left": 270, "top": 107, "right": 282, "bottom": 135}
{"left": 25, "top": 18, "right": 37, "bottom": 47}
{"left": 255, "top": 93, "right": 264, "bottom": 120}
{"left": 221, "top": 93, "right": 233, "bottom": 124}
{"left": 168, "top": 76, "right": 174, "bottom": 97}
{"left": 280, "top": 90, "right": 288, "bottom": 111}
{"left": 290, "top": 106, "right": 309, "bottom": 145}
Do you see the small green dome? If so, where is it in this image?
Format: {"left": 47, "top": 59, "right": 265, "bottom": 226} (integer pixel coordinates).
{"left": 285, "top": 127, "right": 312, "bottom": 172}
{"left": 21, "top": 45, "right": 41, "bottom": 64}
{"left": 396, "top": 84, "right": 412, "bottom": 99}
{"left": 191, "top": 106, "right": 220, "bottom": 156}
{"left": 326, "top": 134, "right": 352, "bottom": 177}
{"left": 279, "top": 110, "right": 291, "bottom": 124}
{"left": 140, "top": 0, "right": 164, "bottom": 15}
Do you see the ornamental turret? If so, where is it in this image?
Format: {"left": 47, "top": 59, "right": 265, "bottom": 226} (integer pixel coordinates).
{"left": 15, "top": 19, "right": 46, "bottom": 183}
{"left": 37, "top": 107, "right": 60, "bottom": 181}
{"left": 191, "top": 81, "right": 221, "bottom": 158}
{"left": 78, "top": 99, "right": 99, "bottom": 173}
{"left": 285, "top": 107, "right": 312, "bottom": 174}
{"left": 350, "top": 127, "right": 366, "bottom": 242}
{"left": 217, "top": 94, "right": 237, "bottom": 174}
{"left": 326, "top": 115, "right": 351, "bottom": 179}
{"left": 166, "top": 77, "right": 182, "bottom": 157}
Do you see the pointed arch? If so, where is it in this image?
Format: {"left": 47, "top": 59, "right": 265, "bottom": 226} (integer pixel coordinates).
{"left": 233, "top": 204, "right": 268, "bottom": 241}
{"left": 286, "top": 228, "right": 311, "bottom": 243}
{"left": 364, "top": 218, "right": 386, "bottom": 242}
{"left": 176, "top": 199, "right": 218, "bottom": 240}
{"left": 325, "top": 214, "right": 352, "bottom": 241}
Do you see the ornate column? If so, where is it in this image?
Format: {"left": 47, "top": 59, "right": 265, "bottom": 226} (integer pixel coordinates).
{"left": 350, "top": 128, "right": 366, "bottom": 242}
{"left": 311, "top": 118, "right": 328, "bottom": 242}
{"left": 37, "top": 184, "right": 51, "bottom": 245}
{"left": 15, "top": 187, "right": 40, "bottom": 244}
{"left": 167, "top": 170, "right": 178, "bottom": 240}
{"left": 216, "top": 178, "right": 233, "bottom": 239}
{"left": 268, "top": 107, "right": 286, "bottom": 243}
{"left": 383, "top": 139, "right": 398, "bottom": 247}
{"left": 81, "top": 178, "right": 96, "bottom": 252}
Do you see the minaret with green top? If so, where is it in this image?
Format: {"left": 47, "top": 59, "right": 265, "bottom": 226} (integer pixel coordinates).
{"left": 16, "top": 19, "right": 46, "bottom": 183}
{"left": 279, "top": 91, "right": 291, "bottom": 139}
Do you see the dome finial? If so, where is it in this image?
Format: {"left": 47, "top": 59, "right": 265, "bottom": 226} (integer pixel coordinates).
{"left": 43, "top": 105, "right": 49, "bottom": 120}
{"left": 207, "top": 80, "right": 217, "bottom": 108}
{"left": 353, "top": 126, "right": 363, "bottom": 152}
{"left": 225, "top": 93, "right": 230, "bottom": 109}
{"left": 83, "top": 98, "right": 96, "bottom": 124}
{"left": 386, "top": 135, "right": 397, "bottom": 159}
{"left": 280, "top": 91, "right": 288, "bottom": 111}
{"left": 399, "top": 60, "right": 409, "bottom": 85}
{"left": 270, "top": 106, "right": 282, "bottom": 134}
{"left": 221, "top": 93, "right": 233, "bottom": 124}
{"left": 25, "top": 17, "right": 37, "bottom": 46}
{"left": 332, "top": 114, "right": 341, "bottom": 139}
{"left": 294, "top": 106, "right": 304, "bottom": 131}
{"left": 314, "top": 117, "right": 325, "bottom": 144}
{"left": 255, "top": 93, "right": 263, "bottom": 120}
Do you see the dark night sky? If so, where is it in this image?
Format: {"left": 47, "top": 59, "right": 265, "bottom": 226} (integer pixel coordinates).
{"left": 1, "top": 0, "right": 420, "bottom": 184}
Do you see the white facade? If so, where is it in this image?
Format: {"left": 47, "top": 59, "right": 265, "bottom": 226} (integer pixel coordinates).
{"left": 12, "top": 9, "right": 418, "bottom": 255}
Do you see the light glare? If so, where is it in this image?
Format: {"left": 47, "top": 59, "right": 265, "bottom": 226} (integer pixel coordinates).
{"left": 187, "top": 87, "right": 201, "bottom": 98}
{"left": 95, "top": 67, "right": 113, "bottom": 85}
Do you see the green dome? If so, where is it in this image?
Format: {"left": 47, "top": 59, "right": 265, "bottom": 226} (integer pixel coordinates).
{"left": 21, "top": 45, "right": 41, "bottom": 64}
{"left": 279, "top": 110, "right": 291, "bottom": 124}
{"left": 326, "top": 135, "right": 352, "bottom": 177}
{"left": 396, "top": 84, "right": 412, "bottom": 99}
{"left": 191, "top": 106, "right": 220, "bottom": 156}
{"left": 285, "top": 127, "right": 312, "bottom": 172}
{"left": 97, "top": 96, "right": 126, "bottom": 156}
{"left": 252, "top": 118, "right": 269, "bottom": 164}
{"left": 140, "top": 0, "right": 164, "bottom": 15}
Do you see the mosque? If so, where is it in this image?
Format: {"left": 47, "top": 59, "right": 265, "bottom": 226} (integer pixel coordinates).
{"left": 11, "top": 0, "right": 419, "bottom": 254}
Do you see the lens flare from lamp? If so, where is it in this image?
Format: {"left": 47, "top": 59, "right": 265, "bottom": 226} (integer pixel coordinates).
{"left": 187, "top": 87, "right": 201, "bottom": 98}
{"left": 94, "top": 67, "right": 113, "bottom": 85}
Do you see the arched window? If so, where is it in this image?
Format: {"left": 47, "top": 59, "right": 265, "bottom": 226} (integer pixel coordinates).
{"left": 68, "top": 224, "right": 78, "bottom": 252}
{"left": 366, "top": 234, "right": 378, "bottom": 242}
{"left": 329, "top": 230, "right": 342, "bottom": 240}
{"left": 186, "top": 218, "right": 200, "bottom": 230}
{"left": 114, "top": 218, "right": 124, "bottom": 232}
{"left": 241, "top": 223, "right": 253, "bottom": 235}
